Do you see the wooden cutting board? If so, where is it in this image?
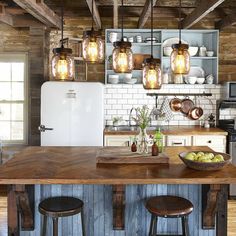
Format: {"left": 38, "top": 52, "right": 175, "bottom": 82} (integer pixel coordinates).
{"left": 96, "top": 147, "right": 169, "bottom": 164}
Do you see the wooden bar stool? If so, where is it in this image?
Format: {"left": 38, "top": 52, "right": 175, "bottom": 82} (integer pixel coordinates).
{"left": 146, "top": 195, "right": 193, "bottom": 236}
{"left": 38, "top": 196, "right": 85, "bottom": 236}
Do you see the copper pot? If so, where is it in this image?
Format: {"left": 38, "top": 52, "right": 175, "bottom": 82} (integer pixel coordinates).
{"left": 169, "top": 97, "right": 182, "bottom": 112}
{"left": 188, "top": 106, "right": 204, "bottom": 120}
{"left": 180, "top": 98, "right": 194, "bottom": 115}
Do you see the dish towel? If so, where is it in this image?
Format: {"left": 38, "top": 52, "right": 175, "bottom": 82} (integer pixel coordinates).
{"left": 160, "top": 97, "right": 174, "bottom": 121}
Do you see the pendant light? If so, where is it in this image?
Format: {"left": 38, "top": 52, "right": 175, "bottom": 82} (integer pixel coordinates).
{"left": 51, "top": 0, "right": 74, "bottom": 81}
{"left": 142, "top": 0, "right": 162, "bottom": 90}
{"left": 82, "top": 0, "right": 104, "bottom": 63}
{"left": 112, "top": 0, "right": 133, "bottom": 73}
{"left": 170, "top": 0, "right": 190, "bottom": 74}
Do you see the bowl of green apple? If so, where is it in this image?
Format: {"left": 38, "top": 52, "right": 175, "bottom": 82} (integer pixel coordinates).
{"left": 179, "top": 151, "right": 231, "bottom": 171}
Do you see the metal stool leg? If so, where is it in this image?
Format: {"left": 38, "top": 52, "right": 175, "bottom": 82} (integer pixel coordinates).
{"left": 52, "top": 217, "right": 58, "bottom": 236}
{"left": 41, "top": 215, "right": 47, "bottom": 236}
{"left": 149, "top": 214, "right": 157, "bottom": 236}
{"left": 181, "top": 216, "right": 190, "bottom": 236}
{"left": 81, "top": 208, "right": 86, "bottom": 236}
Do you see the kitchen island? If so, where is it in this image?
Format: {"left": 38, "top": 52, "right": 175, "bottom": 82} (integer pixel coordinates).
{"left": 0, "top": 146, "right": 235, "bottom": 236}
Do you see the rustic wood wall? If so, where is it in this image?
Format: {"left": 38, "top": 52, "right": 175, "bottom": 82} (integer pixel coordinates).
{"left": 0, "top": 16, "right": 236, "bottom": 144}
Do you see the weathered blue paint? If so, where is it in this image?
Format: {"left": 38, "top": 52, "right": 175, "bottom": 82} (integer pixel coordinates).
{"left": 21, "top": 184, "right": 215, "bottom": 236}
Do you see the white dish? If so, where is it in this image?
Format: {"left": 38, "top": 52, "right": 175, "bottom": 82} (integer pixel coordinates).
{"left": 124, "top": 73, "right": 132, "bottom": 80}
{"left": 124, "top": 78, "right": 137, "bottom": 84}
{"left": 163, "top": 47, "right": 173, "bottom": 56}
{"left": 196, "top": 77, "right": 205, "bottom": 84}
{"left": 185, "top": 66, "right": 205, "bottom": 77}
{"left": 162, "top": 37, "right": 188, "bottom": 47}
{"left": 189, "top": 46, "right": 198, "bottom": 56}
{"left": 187, "top": 76, "right": 197, "bottom": 84}
{"left": 206, "top": 51, "right": 214, "bottom": 57}
{"left": 108, "top": 74, "right": 119, "bottom": 84}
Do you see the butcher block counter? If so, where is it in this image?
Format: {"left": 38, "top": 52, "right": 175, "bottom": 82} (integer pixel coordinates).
{"left": 104, "top": 125, "right": 227, "bottom": 135}
{"left": 1, "top": 146, "right": 233, "bottom": 236}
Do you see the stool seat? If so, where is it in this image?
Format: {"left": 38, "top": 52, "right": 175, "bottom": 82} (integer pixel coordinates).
{"left": 39, "top": 196, "right": 84, "bottom": 218}
{"left": 146, "top": 195, "right": 193, "bottom": 217}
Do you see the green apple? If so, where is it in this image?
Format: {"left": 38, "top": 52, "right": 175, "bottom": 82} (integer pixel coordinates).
{"left": 201, "top": 159, "right": 212, "bottom": 163}
{"left": 185, "top": 152, "right": 196, "bottom": 161}
{"left": 213, "top": 154, "right": 224, "bottom": 162}
{"left": 207, "top": 153, "right": 214, "bottom": 159}
{"left": 198, "top": 155, "right": 210, "bottom": 162}
{"left": 196, "top": 152, "right": 204, "bottom": 157}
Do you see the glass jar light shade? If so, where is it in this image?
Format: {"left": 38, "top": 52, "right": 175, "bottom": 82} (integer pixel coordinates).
{"left": 143, "top": 58, "right": 162, "bottom": 89}
{"left": 170, "top": 44, "right": 190, "bottom": 74}
{"left": 51, "top": 47, "right": 74, "bottom": 81}
{"left": 112, "top": 41, "right": 133, "bottom": 73}
{"left": 82, "top": 30, "right": 104, "bottom": 63}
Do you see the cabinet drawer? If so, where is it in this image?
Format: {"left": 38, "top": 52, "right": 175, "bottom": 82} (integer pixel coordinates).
{"left": 166, "top": 135, "right": 191, "bottom": 146}
{"left": 104, "top": 135, "right": 132, "bottom": 147}
{"left": 192, "top": 135, "right": 226, "bottom": 147}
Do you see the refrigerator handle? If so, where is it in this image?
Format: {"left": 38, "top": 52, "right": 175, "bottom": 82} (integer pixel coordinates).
{"left": 38, "top": 125, "right": 54, "bottom": 132}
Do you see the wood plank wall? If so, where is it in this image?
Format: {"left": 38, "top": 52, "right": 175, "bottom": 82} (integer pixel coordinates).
{"left": 19, "top": 184, "right": 215, "bottom": 236}
{"left": 1, "top": 16, "right": 236, "bottom": 144}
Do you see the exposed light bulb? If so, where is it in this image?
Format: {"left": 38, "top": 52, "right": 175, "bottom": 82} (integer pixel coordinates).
{"left": 56, "top": 59, "right": 68, "bottom": 80}
{"left": 87, "top": 41, "right": 98, "bottom": 62}
{"left": 117, "top": 52, "right": 128, "bottom": 72}
{"left": 173, "top": 54, "right": 185, "bottom": 74}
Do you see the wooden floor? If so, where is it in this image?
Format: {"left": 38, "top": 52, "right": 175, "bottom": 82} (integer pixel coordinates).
{"left": 228, "top": 200, "right": 236, "bottom": 236}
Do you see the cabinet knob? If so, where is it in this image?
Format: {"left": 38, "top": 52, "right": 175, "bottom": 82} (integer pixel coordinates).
{"left": 207, "top": 140, "right": 212, "bottom": 143}
{"left": 172, "top": 142, "right": 183, "bottom": 145}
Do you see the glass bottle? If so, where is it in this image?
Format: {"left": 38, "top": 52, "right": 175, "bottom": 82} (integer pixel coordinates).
{"left": 152, "top": 140, "right": 159, "bottom": 156}
{"left": 154, "top": 128, "right": 164, "bottom": 153}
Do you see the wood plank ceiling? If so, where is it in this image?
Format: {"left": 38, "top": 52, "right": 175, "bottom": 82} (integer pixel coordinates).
{"left": 0, "top": 0, "right": 236, "bottom": 30}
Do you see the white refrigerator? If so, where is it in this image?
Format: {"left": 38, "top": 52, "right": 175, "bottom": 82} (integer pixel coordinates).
{"left": 40, "top": 81, "right": 104, "bottom": 146}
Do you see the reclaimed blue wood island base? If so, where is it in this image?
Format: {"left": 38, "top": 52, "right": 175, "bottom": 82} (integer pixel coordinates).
{"left": 17, "top": 184, "right": 216, "bottom": 236}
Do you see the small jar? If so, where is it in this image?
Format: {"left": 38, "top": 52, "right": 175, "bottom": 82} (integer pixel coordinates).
{"left": 152, "top": 141, "right": 159, "bottom": 156}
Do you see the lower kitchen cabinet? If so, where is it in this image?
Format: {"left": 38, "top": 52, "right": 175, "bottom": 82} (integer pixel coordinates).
{"left": 192, "top": 135, "right": 226, "bottom": 153}
{"left": 166, "top": 135, "right": 191, "bottom": 146}
{"left": 104, "top": 134, "right": 226, "bottom": 153}
{"left": 104, "top": 135, "right": 131, "bottom": 146}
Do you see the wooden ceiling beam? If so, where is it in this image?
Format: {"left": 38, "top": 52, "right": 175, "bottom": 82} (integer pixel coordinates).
{"left": 85, "top": 0, "right": 102, "bottom": 29}
{"left": 182, "top": 0, "right": 225, "bottom": 29}
{"left": 113, "top": 0, "right": 118, "bottom": 28}
{"left": 0, "top": 4, "right": 13, "bottom": 26}
{"left": 12, "top": 0, "right": 61, "bottom": 28}
{"left": 215, "top": 13, "right": 236, "bottom": 30}
{"left": 138, "top": 0, "right": 159, "bottom": 28}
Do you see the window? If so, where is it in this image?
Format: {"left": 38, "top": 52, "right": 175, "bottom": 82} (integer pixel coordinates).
{"left": 0, "top": 54, "right": 28, "bottom": 144}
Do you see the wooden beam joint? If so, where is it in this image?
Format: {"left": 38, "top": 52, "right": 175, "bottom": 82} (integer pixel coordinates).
{"left": 112, "top": 184, "right": 125, "bottom": 230}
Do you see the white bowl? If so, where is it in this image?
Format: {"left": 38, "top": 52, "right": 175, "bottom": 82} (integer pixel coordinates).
{"left": 206, "top": 51, "right": 214, "bottom": 57}
{"left": 163, "top": 46, "right": 173, "bottom": 56}
{"left": 123, "top": 73, "right": 132, "bottom": 80}
{"left": 187, "top": 76, "right": 197, "bottom": 84}
{"left": 196, "top": 77, "right": 205, "bottom": 84}
{"left": 108, "top": 74, "right": 119, "bottom": 84}
{"left": 124, "top": 78, "right": 137, "bottom": 84}
{"left": 188, "top": 47, "right": 198, "bottom": 56}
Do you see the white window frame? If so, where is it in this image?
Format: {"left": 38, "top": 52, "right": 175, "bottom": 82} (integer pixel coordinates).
{"left": 0, "top": 53, "right": 28, "bottom": 145}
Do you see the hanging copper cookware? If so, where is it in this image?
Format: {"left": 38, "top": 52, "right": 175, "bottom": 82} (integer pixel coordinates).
{"left": 180, "top": 97, "right": 194, "bottom": 115}
{"left": 169, "top": 97, "right": 182, "bottom": 112}
{"left": 187, "top": 96, "right": 204, "bottom": 120}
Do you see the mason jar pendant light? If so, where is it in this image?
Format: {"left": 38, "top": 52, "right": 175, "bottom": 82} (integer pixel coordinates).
{"left": 82, "top": 0, "right": 104, "bottom": 63}
{"left": 142, "top": 0, "right": 162, "bottom": 90}
{"left": 170, "top": 0, "right": 190, "bottom": 74}
{"left": 112, "top": 0, "right": 133, "bottom": 73}
{"left": 51, "top": 0, "right": 74, "bottom": 81}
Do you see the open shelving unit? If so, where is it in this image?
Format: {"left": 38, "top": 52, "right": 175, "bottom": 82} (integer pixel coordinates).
{"left": 105, "top": 29, "right": 219, "bottom": 85}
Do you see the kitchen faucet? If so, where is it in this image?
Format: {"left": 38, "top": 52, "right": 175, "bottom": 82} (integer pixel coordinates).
{"left": 129, "top": 107, "right": 137, "bottom": 127}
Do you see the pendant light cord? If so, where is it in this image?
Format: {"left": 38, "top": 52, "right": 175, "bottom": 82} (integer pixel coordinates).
{"left": 151, "top": 0, "right": 153, "bottom": 57}
{"left": 121, "top": 0, "right": 124, "bottom": 40}
{"left": 92, "top": 0, "right": 94, "bottom": 30}
{"left": 61, "top": 0, "right": 64, "bottom": 47}
{"left": 179, "top": 0, "right": 181, "bottom": 44}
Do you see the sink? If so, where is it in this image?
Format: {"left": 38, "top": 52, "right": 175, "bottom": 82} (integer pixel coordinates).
{"left": 106, "top": 126, "right": 138, "bottom": 131}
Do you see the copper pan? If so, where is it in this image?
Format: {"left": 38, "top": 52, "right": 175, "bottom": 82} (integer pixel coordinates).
{"left": 180, "top": 97, "right": 194, "bottom": 115}
{"left": 169, "top": 97, "right": 182, "bottom": 112}
{"left": 187, "top": 96, "right": 204, "bottom": 120}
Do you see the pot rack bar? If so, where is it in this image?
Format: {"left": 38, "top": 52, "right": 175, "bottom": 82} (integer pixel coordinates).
{"left": 146, "top": 92, "right": 212, "bottom": 108}
{"left": 146, "top": 92, "right": 212, "bottom": 97}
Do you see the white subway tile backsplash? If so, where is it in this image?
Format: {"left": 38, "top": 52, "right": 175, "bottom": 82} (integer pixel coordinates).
{"left": 104, "top": 84, "right": 223, "bottom": 125}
